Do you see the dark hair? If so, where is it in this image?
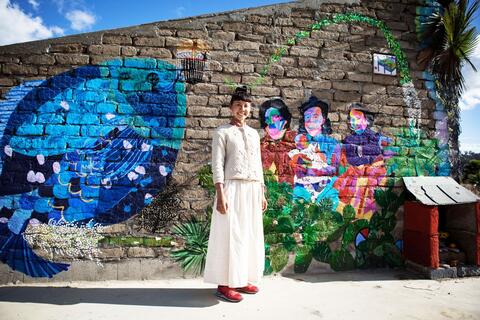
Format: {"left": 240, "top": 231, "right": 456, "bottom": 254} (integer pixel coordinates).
{"left": 348, "top": 102, "right": 375, "bottom": 126}
{"left": 259, "top": 98, "right": 292, "bottom": 129}
{"left": 298, "top": 95, "right": 332, "bottom": 135}
{"left": 230, "top": 86, "right": 252, "bottom": 106}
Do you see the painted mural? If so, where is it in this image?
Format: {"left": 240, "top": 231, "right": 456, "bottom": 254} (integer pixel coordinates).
{"left": 0, "top": 8, "right": 452, "bottom": 279}
{"left": 0, "top": 57, "right": 186, "bottom": 277}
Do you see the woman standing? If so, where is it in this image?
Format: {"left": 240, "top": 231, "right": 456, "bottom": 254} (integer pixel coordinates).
{"left": 203, "top": 86, "right": 268, "bottom": 303}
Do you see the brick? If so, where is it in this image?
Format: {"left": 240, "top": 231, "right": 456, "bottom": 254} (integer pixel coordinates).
{"left": 16, "top": 124, "right": 43, "bottom": 135}
{"left": 187, "top": 106, "right": 219, "bottom": 116}
{"left": 237, "top": 34, "right": 264, "bottom": 42}
{"left": 303, "top": 80, "right": 332, "bottom": 90}
{"left": 238, "top": 53, "right": 267, "bottom": 64}
{"left": 88, "top": 45, "right": 121, "bottom": 55}
{"left": 95, "top": 248, "right": 125, "bottom": 259}
{"left": 282, "top": 88, "right": 304, "bottom": 99}
{"left": 347, "top": 73, "right": 373, "bottom": 82}
{"left": 274, "top": 78, "right": 302, "bottom": 87}
{"left": 138, "top": 47, "right": 172, "bottom": 58}
{"left": 223, "top": 63, "right": 254, "bottom": 74}
{"left": 334, "top": 91, "right": 361, "bottom": 102}
{"left": 49, "top": 43, "right": 84, "bottom": 53}
{"left": 175, "top": 29, "right": 207, "bottom": 38}
{"left": 103, "top": 34, "right": 132, "bottom": 45}
{"left": 0, "top": 56, "right": 20, "bottom": 63}
{"left": 208, "top": 51, "right": 239, "bottom": 62}
{"left": 210, "top": 31, "right": 235, "bottom": 42}
{"left": 165, "top": 37, "right": 192, "bottom": 47}
{"left": 133, "top": 37, "right": 165, "bottom": 47}
{"left": 373, "top": 75, "right": 399, "bottom": 85}
{"left": 199, "top": 118, "right": 227, "bottom": 128}
{"left": 228, "top": 41, "right": 260, "bottom": 51}
{"left": 185, "top": 129, "right": 210, "bottom": 139}
{"left": 208, "top": 95, "right": 231, "bottom": 106}
{"left": 250, "top": 86, "right": 280, "bottom": 97}
{"left": 2, "top": 64, "right": 38, "bottom": 75}
{"left": 223, "top": 22, "right": 252, "bottom": 33}
{"left": 45, "top": 125, "right": 80, "bottom": 136}
{"left": 121, "top": 46, "right": 137, "bottom": 56}
{"left": 66, "top": 113, "right": 99, "bottom": 125}
{"left": 127, "top": 247, "right": 156, "bottom": 258}
{"left": 362, "top": 83, "right": 386, "bottom": 95}
{"left": 55, "top": 53, "right": 89, "bottom": 65}
{"left": 22, "top": 55, "right": 55, "bottom": 65}
{"left": 285, "top": 67, "right": 317, "bottom": 78}
{"left": 332, "top": 81, "right": 361, "bottom": 92}
{"left": 186, "top": 95, "right": 209, "bottom": 105}
{"left": 290, "top": 46, "right": 319, "bottom": 57}
{"left": 298, "top": 57, "right": 318, "bottom": 68}
{"left": 193, "top": 83, "right": 218, "bottom": 94}
{"left": 311, "top": 30, "right": 339, "bottom": 40}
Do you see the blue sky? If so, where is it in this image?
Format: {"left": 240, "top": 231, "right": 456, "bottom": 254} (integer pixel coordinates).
{"left": 0, "top": 0, "right": 478, "bottom": 153}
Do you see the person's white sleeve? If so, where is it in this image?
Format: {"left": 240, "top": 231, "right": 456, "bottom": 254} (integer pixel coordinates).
{"left": 211, "top": 128, "right": 226, "bottom": 185}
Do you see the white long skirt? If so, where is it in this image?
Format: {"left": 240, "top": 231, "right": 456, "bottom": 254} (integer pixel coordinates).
{"left": 203, "top": 179, "right": 265, "bottom": 288}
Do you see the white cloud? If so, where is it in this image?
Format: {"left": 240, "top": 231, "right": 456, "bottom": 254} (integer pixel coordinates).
{"left": 28, "top": 0, "right": 39, "bottom": 10}
{"left": 175, "top": 6, "right": 185, "bottom": 18}
{"left": 65, "top": 9, "right": 95, "bottom": 31}
{"left": 459, "top": 36, "right": 480, "bottom": 111}
{"left": 0, "top": 0, "right": 64, "bottom": 45}
{"left": 460, "top": 141, "right": 480, "bottom": 153}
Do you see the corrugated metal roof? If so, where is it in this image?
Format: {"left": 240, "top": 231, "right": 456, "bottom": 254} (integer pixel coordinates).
{"left": 403, "top": 176, "right": 479, "bottom": 206}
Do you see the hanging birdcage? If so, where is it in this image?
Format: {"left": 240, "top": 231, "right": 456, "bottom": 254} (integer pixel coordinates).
{"left": 177, "top": 52, "right": 207, "bottom": 84}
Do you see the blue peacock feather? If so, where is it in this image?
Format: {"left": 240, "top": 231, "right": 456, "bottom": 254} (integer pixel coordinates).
{"left": 0, "top": 57, "right": 186, "bottom": 277}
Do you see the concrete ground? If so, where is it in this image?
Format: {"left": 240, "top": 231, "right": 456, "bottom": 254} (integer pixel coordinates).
{"left": 0, "top": 269, "right": 479, "bottom": 320}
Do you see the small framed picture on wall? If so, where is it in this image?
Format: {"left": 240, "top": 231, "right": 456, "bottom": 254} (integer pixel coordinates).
{"left": 373, "top": 53, "right": 397, "bottom": 76}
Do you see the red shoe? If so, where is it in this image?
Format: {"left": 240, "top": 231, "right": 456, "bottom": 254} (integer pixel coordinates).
{"left": 236, "top": 283, "right": 259, "bottom": 294}
{"left": 215, "top": 285, "right": 243, "bottom": 302}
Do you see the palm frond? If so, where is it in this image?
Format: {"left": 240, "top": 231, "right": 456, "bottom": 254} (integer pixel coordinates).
{"left": 171, "top": 215, "right": 210, "bottom": 276}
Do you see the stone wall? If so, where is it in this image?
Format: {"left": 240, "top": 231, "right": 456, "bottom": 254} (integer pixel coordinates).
{"left": 0, "top": 0, "right": 448, "bottom": 282}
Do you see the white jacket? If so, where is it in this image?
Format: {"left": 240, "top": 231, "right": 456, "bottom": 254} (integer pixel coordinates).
{"left": 211, "top": 123, "right": 265, "bottom": 185}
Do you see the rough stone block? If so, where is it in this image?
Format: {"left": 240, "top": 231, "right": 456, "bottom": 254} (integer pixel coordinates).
{"left": 138, "top": 47, "right": 172, "bottom": 59}
{"left": 49, "top": 43, "right": 84, "bottom": 53}
{"left": 228, "top": 41, "right": 260, "bottom": 51}
{"left": 133, "top": 36, "right": 165, "bottom": 47}
{"left": 223, "top": 63, "right": 254, "bottom": 74}
{"left": 103, "top": 34, "right": 132, "bottom": 45}
{"left": 55, "top": 53, "right": 90, "bottom": 65}
{"left": 22, "top": 55, "right": 55, "bottom": 65}
{"left": 2, "top": 64, "right": 38, "bottom": 75}
{"left": 290, "top": 46, "right": 319, "bottom": 57}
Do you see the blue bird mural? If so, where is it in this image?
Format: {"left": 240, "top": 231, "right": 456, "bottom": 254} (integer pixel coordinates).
{"left": 0, "top": 57, "right": 187, "bottom": 277}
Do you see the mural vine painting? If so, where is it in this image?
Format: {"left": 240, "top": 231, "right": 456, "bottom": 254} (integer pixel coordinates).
{"left": 0, "top": 57, "right": 186, "bottom": 277}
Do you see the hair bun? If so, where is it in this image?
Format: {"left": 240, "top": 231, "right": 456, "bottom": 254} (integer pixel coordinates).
{"left": 235, "top": 86, "right": 248, "bottom": 94}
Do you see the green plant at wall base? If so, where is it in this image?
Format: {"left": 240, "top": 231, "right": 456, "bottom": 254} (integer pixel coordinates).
{"left": 354, "top": 188, "right": 404, "bottom": 269}
{"left": 225, "top": 12, "right": 412, "bottom": 90}
{"left": 197, "top": 164, "right": 215, "bottom": 196}
{"left": 262, "top": 174, "right": 404, "bottom": 273}
{"left": 171, "top": 215, "right": 210, "bottom": 276}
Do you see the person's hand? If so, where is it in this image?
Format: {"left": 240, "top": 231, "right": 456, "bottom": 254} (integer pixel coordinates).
{"left": 216, "top": 191, "right": 228, "bottom": 214}
{"left": 262, "top": 195, "right": 268, "bottom": 213}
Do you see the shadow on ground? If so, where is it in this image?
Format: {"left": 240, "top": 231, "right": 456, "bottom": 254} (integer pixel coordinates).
{"left": 279, "top": 263, "right": 426, "bottom": 283}
{"left": 0, "top": 287, "right": 219, "bottom": 307}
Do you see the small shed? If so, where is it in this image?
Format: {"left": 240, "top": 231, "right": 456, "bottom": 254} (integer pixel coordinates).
{"left": 402, "top": 177, "right": 480, "bottom": 278}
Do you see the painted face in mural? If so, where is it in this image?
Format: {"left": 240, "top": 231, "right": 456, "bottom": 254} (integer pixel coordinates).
{"left": 349, "top": 109, "right": 369, "bottom": 134}
{"left": 265, "top": 107, "right": 287, "bottom": 140}
{"left": 304, "top": 107, "right": 324, "bottom": 137}
{"left": 230, "top": 100, "right": 251, "bottom": 123}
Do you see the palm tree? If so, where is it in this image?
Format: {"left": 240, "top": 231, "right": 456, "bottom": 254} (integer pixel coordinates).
{"left": 418, "top": 0, "right": 479, "bottom": 179}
